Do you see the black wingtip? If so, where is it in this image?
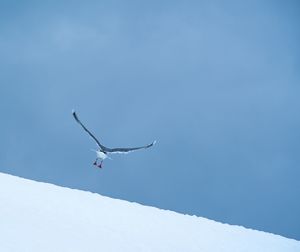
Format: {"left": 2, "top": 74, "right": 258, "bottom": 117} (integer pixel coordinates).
{"left": 148, "top": 140, "right": 157, "bottom": 148}
{"left": 72, "top": 110, "right": 79, "bottom": 122}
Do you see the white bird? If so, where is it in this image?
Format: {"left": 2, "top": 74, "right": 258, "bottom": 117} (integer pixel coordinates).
{"left": 72, "top": 110, "right": 156, "bottom": 168}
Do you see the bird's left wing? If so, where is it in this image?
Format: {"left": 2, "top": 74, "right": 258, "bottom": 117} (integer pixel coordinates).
{"left": 72, "top": 110, "right": 109, "bottom": 152}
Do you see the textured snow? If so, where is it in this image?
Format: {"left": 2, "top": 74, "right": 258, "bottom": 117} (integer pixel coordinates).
{"left": 0, "top": 172, "right": 299, "bottom": 252}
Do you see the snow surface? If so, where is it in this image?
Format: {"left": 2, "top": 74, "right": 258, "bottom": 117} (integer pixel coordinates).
{"left": 0, "top": 172, "right": 299, "bottom": 252}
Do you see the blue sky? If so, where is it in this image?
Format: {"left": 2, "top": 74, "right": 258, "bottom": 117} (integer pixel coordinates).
{"left": 1, "top": 0, "right": 299, "bottom": 239}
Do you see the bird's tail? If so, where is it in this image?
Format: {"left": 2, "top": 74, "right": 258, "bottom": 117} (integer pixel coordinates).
{"left": 90, "top": 149, "right": 112, "bottom": 160}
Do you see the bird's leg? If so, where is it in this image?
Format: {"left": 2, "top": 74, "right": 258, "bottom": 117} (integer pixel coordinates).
{"left": 93, "top": 158, "right": 99, "bottom": 166}
{"left": 98, "top": 160, "right": 103, "bottom": 168}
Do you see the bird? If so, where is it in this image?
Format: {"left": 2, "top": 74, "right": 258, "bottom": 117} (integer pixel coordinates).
{"left": 72, "top": 110, "right": 156, "bottom": 168}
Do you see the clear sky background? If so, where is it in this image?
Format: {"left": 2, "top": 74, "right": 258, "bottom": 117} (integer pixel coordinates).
{"left": 1, "top": 0, "right": 299, "bottom": 240}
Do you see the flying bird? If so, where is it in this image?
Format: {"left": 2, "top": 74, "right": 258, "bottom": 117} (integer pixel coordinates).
{"left": 72, "top": 110, "right": 156, "bottom": 168}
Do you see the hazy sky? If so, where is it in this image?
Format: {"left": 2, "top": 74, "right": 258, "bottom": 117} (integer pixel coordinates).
{"left": 1, "top": 0, "right": 299, "bottom": 239}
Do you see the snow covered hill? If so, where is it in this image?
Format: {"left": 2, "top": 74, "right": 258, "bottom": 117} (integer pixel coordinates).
{"left": 0, "top": 172, "right": 299, "bottom": 252}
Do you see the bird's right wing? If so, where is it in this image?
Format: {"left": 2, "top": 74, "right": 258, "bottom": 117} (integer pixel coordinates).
{"left": 72, "top": 110, "right": 108, "bottom": 151}
{"left": 108, "top": 140, "right": 156, "bottom": 154}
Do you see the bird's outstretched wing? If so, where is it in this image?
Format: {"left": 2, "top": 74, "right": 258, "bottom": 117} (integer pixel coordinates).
{"left": 73, "top": 110, "right": 156, "bottom": 154}
{"left": 72, "top": 110, "right": 108, "bottom": 151}
{"left": 108, "top": 140, "right": 156, "bottom": 154}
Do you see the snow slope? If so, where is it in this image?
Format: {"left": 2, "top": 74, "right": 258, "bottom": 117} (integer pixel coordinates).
{"left": 0, "top": 173, "right": 299, "bottom": 252}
